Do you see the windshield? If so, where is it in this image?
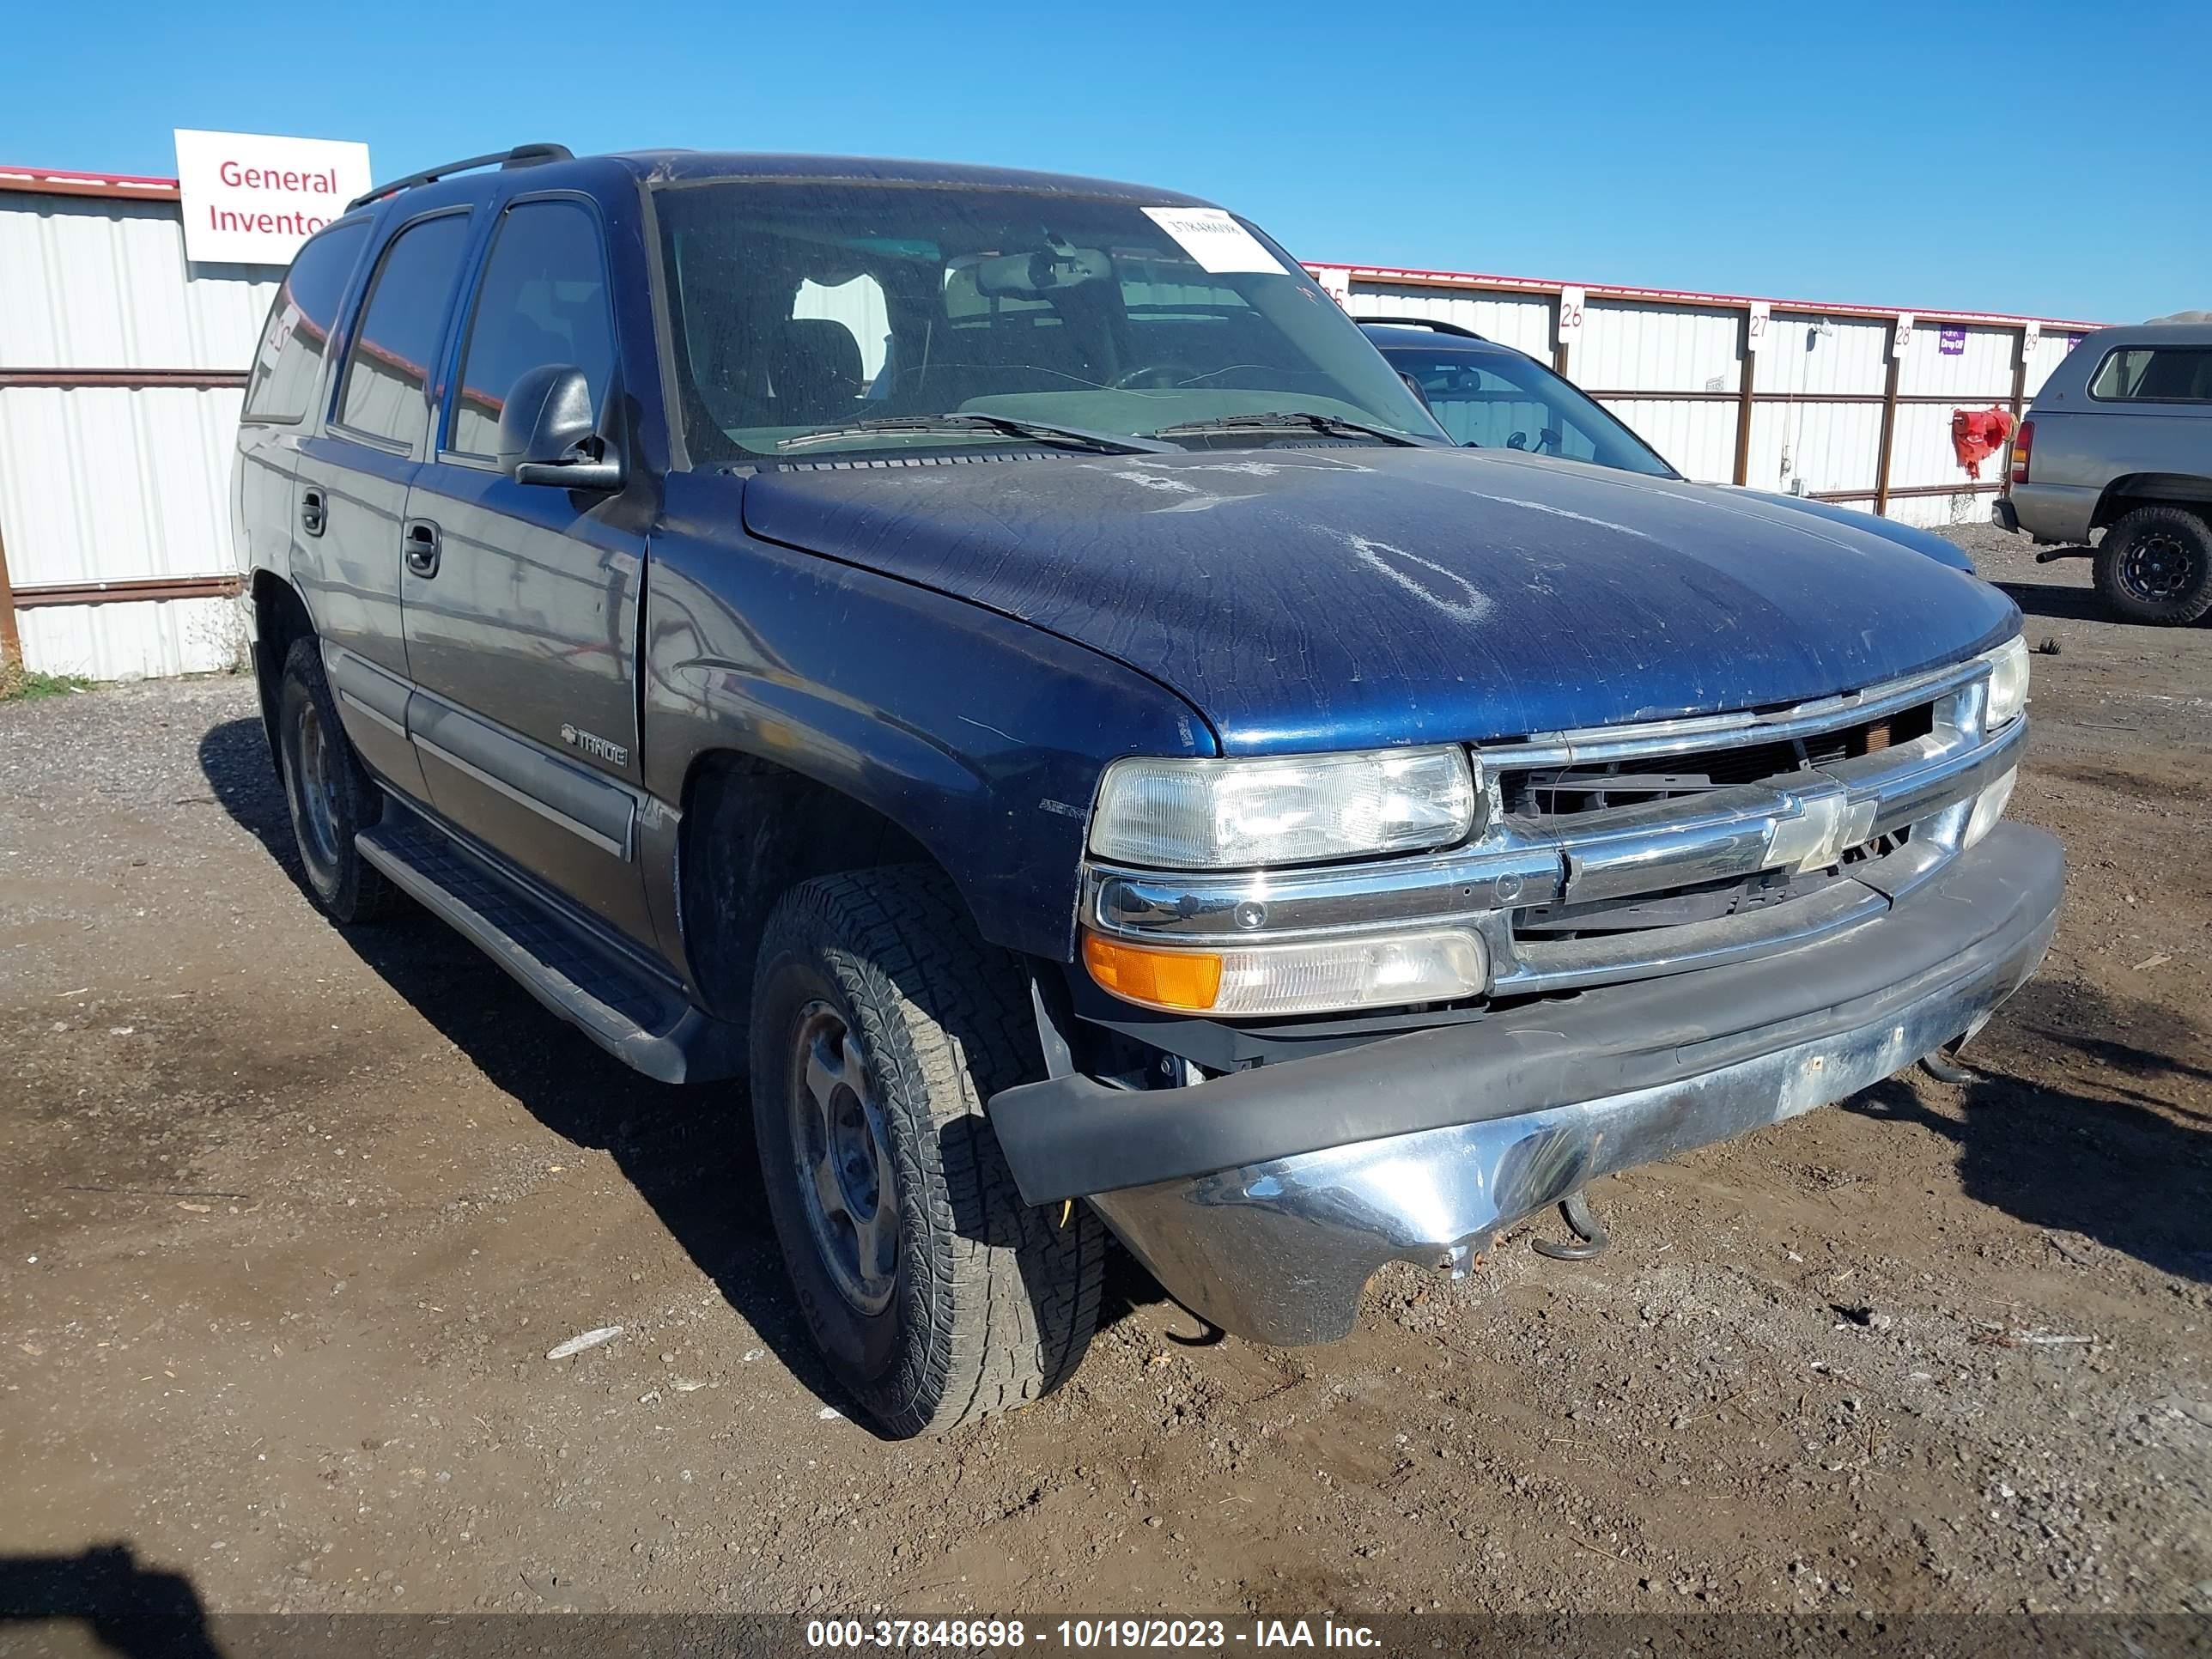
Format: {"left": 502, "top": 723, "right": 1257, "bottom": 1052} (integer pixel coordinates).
{"left": 1381, "top": 343, "right": 1678, "bottom": 477}
{"left": 653, "top": 180, "right": 1446, "bottom": 462}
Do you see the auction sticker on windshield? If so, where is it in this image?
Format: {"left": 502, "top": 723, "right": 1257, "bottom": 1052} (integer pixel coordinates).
{"left": 1142, "top": 206, "right": 1284, "bottom": 275}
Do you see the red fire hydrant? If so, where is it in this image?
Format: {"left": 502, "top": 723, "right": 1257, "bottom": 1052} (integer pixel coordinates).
{"left": 1951, "top": 406, "right": 2017, "bottom": 479}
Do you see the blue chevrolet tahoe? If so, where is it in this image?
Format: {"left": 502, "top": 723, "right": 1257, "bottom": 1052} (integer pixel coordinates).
{"left": 234, "top": 146, "right": 2062, "bottom": 1437}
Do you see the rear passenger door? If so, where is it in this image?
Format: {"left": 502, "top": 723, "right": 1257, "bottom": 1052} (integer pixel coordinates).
{"left": 295, "top": 208, "right": 476, "bottom": 803}
{"left": 399, "top": 194, "right": 653, "bottom": 946}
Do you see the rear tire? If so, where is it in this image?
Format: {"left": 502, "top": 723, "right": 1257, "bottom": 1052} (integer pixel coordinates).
{"left": 2094, "top": 506, "right": 2212, "bottom": 625}
{"left": 750, "top": 866, "right": 1103, "bottom": 1437}
{"left": 276, "top": 636, "right": 398, "bottom": 923}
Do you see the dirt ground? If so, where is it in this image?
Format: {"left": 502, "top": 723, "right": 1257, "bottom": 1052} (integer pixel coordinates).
{"left": 2, "top": 523, "right": 2208, "bottom": 1633}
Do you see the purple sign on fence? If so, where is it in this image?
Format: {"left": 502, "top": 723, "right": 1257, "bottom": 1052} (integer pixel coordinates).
{"left": 1938, "top": 326, "right": 1967, "bottom": 356}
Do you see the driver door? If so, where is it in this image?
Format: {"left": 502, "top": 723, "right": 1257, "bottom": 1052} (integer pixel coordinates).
{"left": 399, "top": 193, "right": 655, "bottom": 947}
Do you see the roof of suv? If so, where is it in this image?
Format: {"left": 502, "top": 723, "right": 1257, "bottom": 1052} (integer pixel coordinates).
{"left": 1357, "top": 319, "right": 1519, "bottom": 357}
{"left": 605, "top": 151, "right": 1216, "bottom": 205}
{"left": 349, "top": 145, "right": 1222, "bottom": 214}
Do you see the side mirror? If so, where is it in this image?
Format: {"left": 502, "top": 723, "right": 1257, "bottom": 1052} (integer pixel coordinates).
{"left": 498, "top": 365, "right": 624, "bottom": 490}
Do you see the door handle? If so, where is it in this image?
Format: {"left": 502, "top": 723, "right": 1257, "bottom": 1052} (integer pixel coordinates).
{"left": 403, "top": 519, "right": 441, "bottom": 579}
{"left": 300, "top": 488, "right": 325, "bottom": 538}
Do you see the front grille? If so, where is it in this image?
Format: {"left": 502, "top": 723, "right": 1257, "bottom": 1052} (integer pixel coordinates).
{"left": 1500, "top": 702, "right": 1936, "bottom": 819}
{"left": 1510, "top": 828, "right": 1910, "bottom": 940}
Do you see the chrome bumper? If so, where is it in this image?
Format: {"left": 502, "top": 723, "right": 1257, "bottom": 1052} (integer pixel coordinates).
{"left": 1007, "top": 824, "right": 2063, "bottom": 1346}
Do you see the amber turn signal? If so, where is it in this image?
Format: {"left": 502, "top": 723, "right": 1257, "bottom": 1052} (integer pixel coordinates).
{"left": 1081, "top": 933, "right": 1224, "bottom": 1012}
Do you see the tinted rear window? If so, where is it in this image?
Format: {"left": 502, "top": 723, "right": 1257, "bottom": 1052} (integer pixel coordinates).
{"left": 2090, "top": 347, "right": 2212, "bottom": 403}
{"left": 243, "top": 221, "right": 368, "bottom": 423}
{"left": 337, "top": 211, "right": 475, "bottom": 450}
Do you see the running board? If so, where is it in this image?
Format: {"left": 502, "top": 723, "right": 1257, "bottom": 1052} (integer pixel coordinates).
{"left": 356, "top": 809, "right": 742, "bottom": 1085}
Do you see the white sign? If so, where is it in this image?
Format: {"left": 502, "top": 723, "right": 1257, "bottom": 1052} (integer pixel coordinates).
{"left": 1557, "top": 286, "right": 1586, "bottom": 344}
{"left": 1142, "top": 206, "right": 1284, "bottom": 275}
{"left": 1310, "top": 264, "right": 1353, "bottom": 309}
{"left": 2022, "top": 320, "right": 2042, "bottom": 356}
{"left": 1746, "top": 300, "right": 1771, "bottom": 352}
{"left": 1893, "top": 312, "right": 1915, "bottom": 359}
{"left": 174, "top": 129, "right": 371, "bottom": 265}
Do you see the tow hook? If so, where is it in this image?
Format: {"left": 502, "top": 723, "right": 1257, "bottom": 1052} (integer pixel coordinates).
{"left": 1531, "top": 1189, "right": 1610, "bottom": 1261}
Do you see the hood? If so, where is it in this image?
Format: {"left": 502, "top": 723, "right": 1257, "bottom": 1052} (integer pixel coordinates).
{"left": 1731, "top": 489, "right": 1977, "bottom": 571}
{"left": 740, "top": 446, "right": 2020, "bottom": 753}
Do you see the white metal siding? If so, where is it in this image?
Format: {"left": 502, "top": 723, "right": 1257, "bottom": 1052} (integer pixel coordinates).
{"left": 2, "top": 193, "right": 265, "bottom": 678}
{"left": 1576, "top": 300, "right": 1742, "bottom": 393}
{"left": 1345, "top": 283, "right": 1554, "bottom": 360}
{"left": 1595, "top": 398, "right": 1736, "bottom": 483}
{"left": 18, "top": 594, "right": 242, "bottom": 681}
{"left": 0, "top": 195, "right": 276, "bottom": 369}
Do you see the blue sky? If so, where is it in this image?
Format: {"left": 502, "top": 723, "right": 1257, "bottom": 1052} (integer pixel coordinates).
{"left": 3, "top": 1, "right": 2202, "bottom": 324}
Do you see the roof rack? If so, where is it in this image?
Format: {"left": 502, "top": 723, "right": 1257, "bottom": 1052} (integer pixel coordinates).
{"left": 346, "top": 143, "right": 574, "bottom": 213}
{"left": 1354, "top": 315, "right": 1486, "bottom": 341}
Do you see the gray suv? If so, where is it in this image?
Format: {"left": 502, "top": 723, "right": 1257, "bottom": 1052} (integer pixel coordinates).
{"left": 1996, "top": 322, "right": 2212, "bottom": 623}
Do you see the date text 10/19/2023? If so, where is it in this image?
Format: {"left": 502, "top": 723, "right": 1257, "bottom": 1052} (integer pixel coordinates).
{"left": 806, "top": 1620, "right": 1382, "bottom": 1650}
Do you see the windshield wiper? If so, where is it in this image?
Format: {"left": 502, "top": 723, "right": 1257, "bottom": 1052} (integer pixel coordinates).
{"left": 1146, "top": 410, "right": 1429, "bottom": 447}
{"left": 777, "top": 414, "right": 1173, "bottom": 456}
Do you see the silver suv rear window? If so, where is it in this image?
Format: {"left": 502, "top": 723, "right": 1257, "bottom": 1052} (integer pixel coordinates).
{"left": 2089, "top": 346, "right": 2212, "bottom": 404}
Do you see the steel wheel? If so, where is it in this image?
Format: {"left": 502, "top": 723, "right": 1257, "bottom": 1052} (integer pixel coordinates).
{"left": 2118, "top": 528, "right": 2197, "bottom": 605}
{"left": 788, "top": 1000, "right": 898, "bottom": 1316}
{"left": 293, "top": 698, "right": 343, "bottom": 872}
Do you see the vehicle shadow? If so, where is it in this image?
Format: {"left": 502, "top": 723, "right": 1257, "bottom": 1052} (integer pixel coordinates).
{"left": 197, "top": 717, "right": 1148, "bottom": 1430}
{"left": 1846, "top": 978, "right": 2212, "bottom": 1283}
{"left": 1990, "top": 575, "right": 2107, "bottom": 624}
{"left": 0, "top": 1544, "right": 222, "bottom": 1659}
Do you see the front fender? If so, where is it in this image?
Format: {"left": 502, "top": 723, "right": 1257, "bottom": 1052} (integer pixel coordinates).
{"left": 642, "top": 474, "right": 1214, "bottom": 971}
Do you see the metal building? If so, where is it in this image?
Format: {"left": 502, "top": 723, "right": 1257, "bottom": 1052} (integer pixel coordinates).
{"left": 0, "top": 164, "right": 2104, "bottom": 682}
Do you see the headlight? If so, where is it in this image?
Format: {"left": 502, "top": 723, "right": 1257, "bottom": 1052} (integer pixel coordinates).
{"left": 1089, "top": 746, "right": 1477, "bottom": 869}
{"left": 1980, "top": 635, "right": 2029, "bottom": 728}
{"left": 1082, "top": 927, "right": 1491, "bottom": 1017}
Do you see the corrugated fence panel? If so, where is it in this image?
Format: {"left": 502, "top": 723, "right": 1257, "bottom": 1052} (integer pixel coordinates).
{"left": 0, "top": 385, "right": 240, "bottom": 584}
{"left": 1594, "top": 398, "right": 1736, "bottom": 483}
{"left": 1577, "top": 301, "right": 1742, "bottom": 392}
{"left": 1885, "top": 488, "right": 1999, "bottom": 530}
{"left": 1765, "top": 314, "right": 1890, "bottom": 396}
{"left": 0, "top": 195, "right": 276, "bottom": 369}
{"left": 1747, "top": 400, "right": 1885, "bottom": 496}
{"left": 1897, "top": 322, "right": 2016, "bottom": 402}
{"left": 1345, "top": 283, "right": 1553, "bottom": 360}
{"left": 19, "top": 595, "right": 241, "bottom": 681}
{"left": 2024, "top": 327, "right": 2090, "bottom": 398}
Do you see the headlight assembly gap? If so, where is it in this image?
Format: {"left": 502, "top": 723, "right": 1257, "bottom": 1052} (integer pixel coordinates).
{"left": 1087, "top": 746, "right": 1478, "bottom": 870}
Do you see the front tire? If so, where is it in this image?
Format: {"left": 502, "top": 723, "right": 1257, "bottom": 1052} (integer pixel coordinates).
{"left": 2094, "top": 506, "right": 2212, "bottom": 625}
{"left": 276, "top": 636, "right": 398, "bottom": 923}
{"left": 750, "top": 867, "right": 1103, "bottom": 1437}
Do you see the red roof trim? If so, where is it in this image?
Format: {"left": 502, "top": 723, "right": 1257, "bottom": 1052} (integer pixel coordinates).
{"left": 1307, "top": 259, "right": 2104, "bottom": 334}
{"left": 0, "top": 165, "right": 182, "bottom": 202}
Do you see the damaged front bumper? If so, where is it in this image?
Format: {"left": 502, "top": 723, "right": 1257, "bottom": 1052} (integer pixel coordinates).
{"left": 989, "top": 823, "right": 2063, "bottom": 1346}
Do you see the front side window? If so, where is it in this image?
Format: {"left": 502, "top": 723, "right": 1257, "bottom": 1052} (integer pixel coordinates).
{"left": 336, "top": 212, "right": 475, "bottom": 450}
{"left": 653, "top": 180, "right": 1443, "bottom": 462}
{"left": 243, "top": 220, "right": 368, "bottom": 422}
{"left": 449, "top": 199, "right": 618, "bottom": 459}
{"left": 1389, "top": 347, "right": 1676, "bottom": 477}
{"left": 2090, "top": 346, "right": 2212, "bottom": 404}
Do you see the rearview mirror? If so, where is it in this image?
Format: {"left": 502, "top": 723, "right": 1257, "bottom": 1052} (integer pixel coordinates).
{"left": 498, "top": 365, "right": 624, "bottom": 490}
{"left": 971, "top": 247, "right": 1110, "bottom": 299}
